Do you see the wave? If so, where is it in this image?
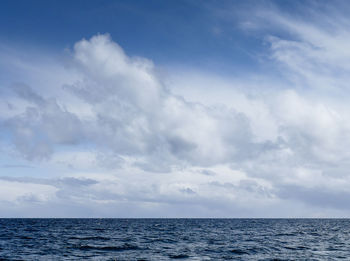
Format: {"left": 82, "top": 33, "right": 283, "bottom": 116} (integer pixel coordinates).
{"left": 69, "top": 236, "right": 110, "bottom": 241}
{"left": 72, "top": 243, "right": 141, "bottom": 251}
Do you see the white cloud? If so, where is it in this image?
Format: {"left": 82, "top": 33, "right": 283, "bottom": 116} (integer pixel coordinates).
{"left": 0, "top": 179, "right": 57, "bottom": 203}
{"left": 3, "top": 5, "right": 350, "bottom": 216}
{"left": 2, "top": 35, "right": 264, "bottom": 169}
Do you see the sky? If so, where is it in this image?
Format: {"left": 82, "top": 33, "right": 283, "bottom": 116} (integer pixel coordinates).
{"left": 1, "top": 0, "right": 350, "bottom": 217}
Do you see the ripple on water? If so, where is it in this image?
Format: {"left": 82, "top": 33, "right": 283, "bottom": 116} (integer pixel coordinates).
{"left": 1, "top": 219, "right": 350, "bottom": 260}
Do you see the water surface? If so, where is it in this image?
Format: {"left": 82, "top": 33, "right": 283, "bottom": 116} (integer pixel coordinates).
{"left": 0, "top": 218, "right": 349, "bottom": 260}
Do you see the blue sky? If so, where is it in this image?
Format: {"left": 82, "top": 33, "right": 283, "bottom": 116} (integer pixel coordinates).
{"left": 0, "top": 0, "right": 286, "bottom": 73}
{"left": 2, "top": 0, "right": 350, "bottom": 217}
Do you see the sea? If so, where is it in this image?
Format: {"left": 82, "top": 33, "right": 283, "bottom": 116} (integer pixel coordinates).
{"left": 0, "top": 218, "right": 349, "bottom": 260}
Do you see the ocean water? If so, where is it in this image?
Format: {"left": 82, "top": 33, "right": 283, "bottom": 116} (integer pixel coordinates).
{"left": 0, "top": 219, "right": 349, "bottom": 260}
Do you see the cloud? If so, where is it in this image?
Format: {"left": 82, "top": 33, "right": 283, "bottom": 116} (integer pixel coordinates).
{"left": 3, "top": 3, "right": 350, "bottom": 216}
{"left": 3, "top": 83, "right": 83, "bottom": 160}
{"left": 2, "top": 34, "right": 268, "bottom": 170}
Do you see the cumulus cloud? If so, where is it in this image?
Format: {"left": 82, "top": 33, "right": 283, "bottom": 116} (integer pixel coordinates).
{"left": 2, "top": 34, "right": 268, "bottom": 170}
{"left": 3, "top": 3, "right": 350, "bottom": 216}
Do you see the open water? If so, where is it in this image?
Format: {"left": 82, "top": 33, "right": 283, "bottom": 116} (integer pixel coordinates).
{"left": 0, "top": 218, "right": 349, "bottom": 260}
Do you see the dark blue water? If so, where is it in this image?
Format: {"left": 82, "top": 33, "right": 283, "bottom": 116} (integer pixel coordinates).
{"left": 0, "top": 219, "right": 349, "bottom": 260}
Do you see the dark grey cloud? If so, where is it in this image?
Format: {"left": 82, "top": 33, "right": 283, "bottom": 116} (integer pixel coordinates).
{"left": 277, "top": 185, "right": 350, "bottom": 210}
{"left": 1, "top": 164, "right": 34, "bottom": 168}
{"left": 0, "top": 176, "right": 98, "bottom": 187}
{"left": 12, "top": 83, "right": 45, "bottom": 105}
{"left": 3, "top": 84, "right": 84, "bottom": 160}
